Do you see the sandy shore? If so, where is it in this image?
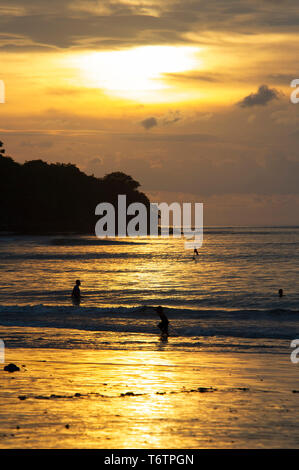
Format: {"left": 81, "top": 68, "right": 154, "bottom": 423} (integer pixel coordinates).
{"left": 1, "top": 347, "right": 299, "bottom": 448}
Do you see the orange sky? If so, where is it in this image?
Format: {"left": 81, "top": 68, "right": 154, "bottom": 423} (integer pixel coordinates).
{"left": 1, "top": 0, "right": 299, "bottom": 225}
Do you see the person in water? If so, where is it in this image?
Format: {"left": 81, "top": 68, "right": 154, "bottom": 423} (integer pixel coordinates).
{"left": 138, "top": 305, "right": 170, "bottom": 340}
{"left": 72, "top": 279, "right": 81, "bottom": 304}
{"left": 278, "top": 288, "right": 284, "bottom": 298}
{"left": 194, "top": 248, "right": 199, "bottom": 256}
{"left": 155, "top": 306, "right": 169, "bottom": 336}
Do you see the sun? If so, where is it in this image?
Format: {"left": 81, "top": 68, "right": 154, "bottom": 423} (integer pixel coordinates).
{"left": 70, "top": 45, "right": 201, "bottom": 103}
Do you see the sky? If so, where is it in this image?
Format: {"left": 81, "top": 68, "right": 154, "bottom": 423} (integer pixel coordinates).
{"left": 1, "top": 0, "right": 299, "bottom": 225}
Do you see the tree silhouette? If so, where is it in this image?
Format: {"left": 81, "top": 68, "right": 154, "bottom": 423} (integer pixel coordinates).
{"left": 0, "top": 140, "right": 5, "bottom": 156}
{"left": 0, "top": 141, "right": 151, "bottom": 234}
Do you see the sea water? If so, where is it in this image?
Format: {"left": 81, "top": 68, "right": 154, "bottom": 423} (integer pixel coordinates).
{"left": 0, "top": 227, "right": 298, "bottom": 354}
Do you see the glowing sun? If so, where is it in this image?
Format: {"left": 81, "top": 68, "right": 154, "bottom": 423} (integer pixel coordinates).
{"left": 71, "top": 45, "right": 200, "bottom": 102}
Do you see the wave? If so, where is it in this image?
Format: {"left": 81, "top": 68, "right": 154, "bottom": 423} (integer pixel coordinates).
{"left": 0, "top": 250, "right": 295, "bottom": 262}
{"left": 50, "top": 238, "right": 147, "bottom": 246}
{"left": 0, "top": 304, "right": 298, "bottom": 341}
{"left": 0, "top": 252, "right": 150, "bottom": 261}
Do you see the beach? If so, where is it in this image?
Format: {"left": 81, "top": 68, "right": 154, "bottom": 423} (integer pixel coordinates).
{"left": 2, "top": 0, "right": 299, "bottom": 453}
{"left": 1, "top": 338, "right": 299, "bottom": 449}
{"left": 0, "top": 230, "right": 298, "bottom": 449}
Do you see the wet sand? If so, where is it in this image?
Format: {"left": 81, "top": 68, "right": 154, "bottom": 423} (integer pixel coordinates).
{"left": 1, "top": 347, "right": 299, "bottom": 448}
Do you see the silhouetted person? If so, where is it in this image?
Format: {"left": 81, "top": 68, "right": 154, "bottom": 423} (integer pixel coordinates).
{"left": 72, "top": 280, "right": 81, "bottom": 304}
{"left": 194, "top": 248, "right": 199, "bottom": 256}
{"left": 137, "top": 305, "right": 169, "bottom": 341}
{"left": 278, "top": 288, "right": 284, "bottom": 298}
{"left": 155, "top": 306, "right": 169, "bottom": 339}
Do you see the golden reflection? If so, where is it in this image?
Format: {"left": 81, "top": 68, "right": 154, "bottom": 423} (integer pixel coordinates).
{"left": 2, "top": 346, "right": 296, "bottom": 448}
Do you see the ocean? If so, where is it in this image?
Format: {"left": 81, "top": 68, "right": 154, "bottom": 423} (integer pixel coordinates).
{"left": 0, "top": 227, "right": 298, "bottom": 354}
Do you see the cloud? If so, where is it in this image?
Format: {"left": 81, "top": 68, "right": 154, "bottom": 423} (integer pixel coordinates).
{"left": 140, "top": 112, "right": 183, "bottom": 130}
{"left": 196, "top": 112, "right": 214, "bottom": 122}
{"left": 161, "top": 110, "right": 182, "bottom": 126}
{"left": 164, "top": 71, "right": 221, "bottom": 83}
{"left": 45, "top": 87, "right": 87, "bottom": 96}
{"left": 125, "top": 132, "right": 219, "bottom": 142}
{"left": 124, "top": 151, "right": 299, "bottom": 197}
{"left": 83, "top": 156, "right": 104, "bottom": 175}
{"left": 21, "top": 139, "right": 53, "bottom": 148}
{"left": 1, "top": 1, "right": 299, "bottom": 51}
{"left": 140, "top": 117, "right": 158, "bottom": 130}
{"left": 267, "top": 73, "right": 295, "bottom": 85}
{"left": 238, "top": 84, "right": 280, "bottom": 108}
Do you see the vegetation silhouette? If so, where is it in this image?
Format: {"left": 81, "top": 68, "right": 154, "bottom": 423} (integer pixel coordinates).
{"left": 0, "top": 141, "right": 151, "bottom": 234}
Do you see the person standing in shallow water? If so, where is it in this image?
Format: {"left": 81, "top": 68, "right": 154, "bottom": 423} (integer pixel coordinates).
{"left": 72, "top": 279, "right": 81, "bottom": 304}
{"left": 278, "top": 288, "right": 284, "bottom": 298}
{"left": 138, "top": 305, "right": 170, "bottom": 340}
{"left": 155, "top": 306, "right": 169, "bottom": 340}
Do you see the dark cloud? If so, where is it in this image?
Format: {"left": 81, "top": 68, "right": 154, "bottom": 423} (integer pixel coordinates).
{"left": 0, "top": 4, "right": 193, "bottom": 51}
{"left": 140, "top": 112, "right": 182, "bottom": 130}
{"left": 238, "top": 85, "right": 280, "bottom": 108}
{"left": 140, "top": 117, "right": 158, "bottom": 130}
{"left": 0, "top": 1, "right": 299, "bottom": 51}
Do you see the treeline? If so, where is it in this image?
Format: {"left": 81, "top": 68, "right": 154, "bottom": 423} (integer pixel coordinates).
{"left": 0, "top": 141, "right": 151, "bottom": 234}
